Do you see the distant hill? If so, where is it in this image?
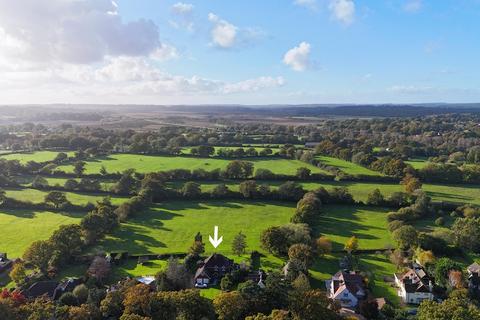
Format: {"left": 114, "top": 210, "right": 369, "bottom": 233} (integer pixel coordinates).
{"left": 1, "top": 103, "right": 480, "bottom": 118}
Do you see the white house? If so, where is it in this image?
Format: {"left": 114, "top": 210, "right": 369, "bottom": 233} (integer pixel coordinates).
{"left": 326, "top": 270, "right": 366, "bottom": 308}
{"left": 395, "top": 263, "right": 434, "bottom": 305}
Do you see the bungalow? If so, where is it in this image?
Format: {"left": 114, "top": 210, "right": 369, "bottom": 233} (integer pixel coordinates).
{"left": 394, "top": 263, "right": 434, "bottom": 305}
{"left": 326, "top": 270, "right": 366, "bottom": 308}
{"left": 194, "top": 253, "right": 235, "bottom": 287}
{"left": 0, "top": 253, "right": 12, "bottom": 273}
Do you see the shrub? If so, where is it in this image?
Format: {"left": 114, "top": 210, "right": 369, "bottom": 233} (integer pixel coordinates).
{"left": 435, "top": 217, "right": 445, "bottom": 226}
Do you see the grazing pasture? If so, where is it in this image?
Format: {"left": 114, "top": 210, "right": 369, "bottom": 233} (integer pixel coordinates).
{"left": 5, "top": 188, "right": 128, "bottom": 206}
{"left": 406, "top": 158, "right": 430, "bottom": 169}
{"left": 93, "top": 200, "right": 296, "bottom": 256}
{"left": 316, "top": 155, "right": 383, "bottom": 176}
{"left": 56, "top": 154, "right": 328, "bottom": 175}
{"left": 0, "top": 151, "right": 73, "bottom": 163}
{"left": 169, "top": 180, "right": 480, "bottom": 206}
{"left": 311, "top": 205, "right": 393, "bottom": 250}
{"left": 0, "top": 209, "right": 83, "bottom": 258}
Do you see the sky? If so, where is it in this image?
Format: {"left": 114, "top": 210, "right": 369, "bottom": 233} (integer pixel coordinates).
{"left": 0, "top": 0, "right": 479, "bottom": 105}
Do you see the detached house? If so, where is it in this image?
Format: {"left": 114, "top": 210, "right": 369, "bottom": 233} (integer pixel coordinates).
{"left": 194, "top": 253, "right": 235, "bottom": 287}
{"left": 467, "top": 262, "right": 480, "bottom": 297}
{"left": 0, "top": 253, "right": 12, "bottom": 273}
{"left": 395, "top": 263, "right": 434, "bottom": 304}
{"left": 326, "top": 270, "right": 366, "bottom": 308}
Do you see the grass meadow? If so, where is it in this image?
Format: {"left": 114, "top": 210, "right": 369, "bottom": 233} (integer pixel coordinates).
{"left": 0, "top": 151, "right": 74, "bottom": 163}
{"left": 169, "top": 180, "right": 480, "bottom": 206}
{"left": 316, "top": 155, "right": 383, "bottom": 176}
{"left": 55, "top": 154, "right": 329, "bottom": 175}
{"left": 5, "top": 188, "right": 128, "bottom": 206}
{"left": 0, "top": 209, "right": 83, "bottom": 258}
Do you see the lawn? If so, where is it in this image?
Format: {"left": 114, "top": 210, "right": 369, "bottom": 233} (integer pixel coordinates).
{"left": 311, "top": 205, "right": 393, "bottom": 250}
{"left": 0, "top": 151, "right": 74, "bottom": 163}
{"left": 0, "top": 209, "right": 84, "bottom": 258}
{"left": 56, "top": 154, "right": 328, "bottom": 176}
{"left": 5, "top": 188, "right": 128, "bottom": 206}
{"left": 317, "top": 156, "right": 383, "bottom": 176}
{"left": 93, "top": 200, "right": 296, "bottom": 256}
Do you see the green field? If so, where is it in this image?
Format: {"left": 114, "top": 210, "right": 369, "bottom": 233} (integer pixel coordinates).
{"left": 406, "top": 158, "right": 430, "bottom": 169}
{"left": 90, "top": 200, "right": 399, "bottom": 300}
{"left": 0, "top": 209, "right": 83, "bottom": 258}
{"left": 317, "top": 156, "right": 383, "bottom": 176}
{"left": 169, "top": 180, "right": 480, "bottom": 206}
{"left": 181, "top": 146, "right": 281, "bottom": 155}
{"left": 15, "top": 176, "right": 115, "bottom": 191}
{"left": 93, "top": 200, "right": 296, "bottom": 256}
{"left": 5, "top": 188, "right": 128, "bottom": 206}
{"left": 312, "top": 205, "right": 393, "bottom": 250}
{"left": 56, "top": 154, "right": 328, "bottom": 175}
{"left": 0, "top": 151, "right": 73, "bottom": 163}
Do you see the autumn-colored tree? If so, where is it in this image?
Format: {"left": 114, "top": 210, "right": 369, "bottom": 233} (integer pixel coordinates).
{"left": 448, "top": 270, "right": 464, "bottom": 289}
{"left": 288, "top": 244, "right": 314, "bottom": 269}
{"left": 316, "top": 236, "right": 332, "bottom": 256}
{"left": 23, "top": 240, "right": 54, "bottom": 272}
{"left": 289, "top": 289, "right": 340, "bottom": 320}
{"left": 88, "top": 256, "right": 111, "bottom": 283}
{"left": 344, "top": 236, "right": 359, "bottom": 254}
{"left": 213, "top": 291, "right": 248, "bottom": 320}
{"left": 416, "top": 249, "right": 435, "bottom": 266}
{"left": 9, "top": 262, "right": 26, "bottom": 285}
{"left": 123, "top": 284, "right": 151, "bottom": 317}
{"left": 402, "top": 174, "right": 422, "bottom": 194}
{"left": 189, "top": 239, "right": 205, "bottom": 255}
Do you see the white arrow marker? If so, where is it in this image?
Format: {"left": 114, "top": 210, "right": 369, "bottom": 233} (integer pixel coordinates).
{"left": 209, "top": 226, "right": 223, "bottom": 248}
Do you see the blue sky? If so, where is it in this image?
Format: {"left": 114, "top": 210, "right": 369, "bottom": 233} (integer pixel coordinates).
{"left": 0, "top": 0, "right": 479, "bottom": 104}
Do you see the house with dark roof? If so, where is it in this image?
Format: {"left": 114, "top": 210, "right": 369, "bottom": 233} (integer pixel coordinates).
{"left": 326, "top": 270, "right": 366, "bottom": 308}
{"left": 394, "top": 263, "right": 434, "bottom": 304}
{"left": 194, "top": 253, "right": 235, "bottom": 287}
{"left": 24, "top": 281, "right": 60, "bottom": 300}
{"left": 53, "top": 278, "right": 83, "bottom": 300}
{"left": 0, "top": 253, "right": 12, "bottom": 273}
{"left": 467, "top": 262, "right": 480, "bottom": 298}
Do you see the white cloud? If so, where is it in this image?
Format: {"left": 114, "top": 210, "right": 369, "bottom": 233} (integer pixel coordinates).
{"left": 222, "top": 76, "right": 285, "bottom": 94}
{"left": 208, "top": 13, "right": 238, "bottom": 48}
{"left": 389, "top": 85, "right": 434, "bottom": 94}
{"left": 170, "top": 2, "right": 195, "bottom": 31}
{"left": 0, "top": 55, "right": 284, "bottom": 101}
{"left": 150, "top": 43, "right": 179, "bottom": 62}
{"left": 0, "top": 0, "right": 161, "bottom": 64}
{"left": 172, "top": 2, "right": 194, "bottom": 14}
{"left": 329, "top": 0, "right": 355, "bottom": 25}
{"left": 283, "top": 42, "right": 311, "bottom": 72}
{"left": 294, "top": 0, "right": 317, "bottom": 10}
{"left": 404, "top": 0, "right": 422, "bottom": 13}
